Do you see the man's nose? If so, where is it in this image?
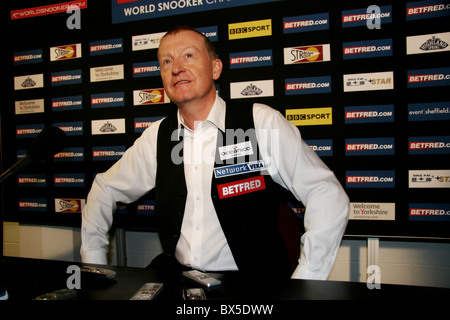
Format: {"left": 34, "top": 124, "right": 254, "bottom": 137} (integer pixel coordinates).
{"left": 172, "top": 59, "right": 185, "bottom": 75}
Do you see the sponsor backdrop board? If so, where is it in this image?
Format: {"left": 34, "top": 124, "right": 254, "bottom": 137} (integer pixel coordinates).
{"left": 2, "top": 0, "right": 449, "bottom": 239}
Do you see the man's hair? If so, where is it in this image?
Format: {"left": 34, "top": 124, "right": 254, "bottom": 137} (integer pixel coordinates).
{"left": 160, "top": 26, "right": 217, "bottom": 60}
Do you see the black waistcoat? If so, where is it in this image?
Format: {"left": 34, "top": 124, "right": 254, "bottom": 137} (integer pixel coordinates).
{"left": 154, "top": 102, "right": 290, "bottom": 277}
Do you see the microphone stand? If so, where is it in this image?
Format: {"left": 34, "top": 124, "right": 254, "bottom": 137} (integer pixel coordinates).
{"left": 0, "top": 156, "right": 33, "bottom": 185}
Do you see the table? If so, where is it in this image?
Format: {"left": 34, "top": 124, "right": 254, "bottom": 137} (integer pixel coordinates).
{"left": 1, "top": 257, "right": 448, "bottom": 302}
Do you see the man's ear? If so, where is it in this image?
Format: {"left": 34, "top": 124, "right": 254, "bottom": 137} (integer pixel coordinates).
{"left": 212, "top": 58, "right": 223, "bottom": 80}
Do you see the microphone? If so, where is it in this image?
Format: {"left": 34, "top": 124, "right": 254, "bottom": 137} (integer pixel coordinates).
{"left": 0, "top": 126, "right": 67, "bottom": 184}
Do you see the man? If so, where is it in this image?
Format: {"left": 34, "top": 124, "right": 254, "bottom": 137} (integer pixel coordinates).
{"left": 81, "top": 26, "right": 349, "bottom": 280}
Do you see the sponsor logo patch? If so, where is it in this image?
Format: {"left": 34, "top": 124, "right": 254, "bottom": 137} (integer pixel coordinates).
{"left": 285, "top": 76, "right": 332, "bottom": 95}
{"left": 343, "top": 39, "right": 393, "bottom": 59}
{"left": 346, "top": 170, "right": 395, "bottom": 188}
{"left": 345, "top": 137, "right": 395, "bottom": 156}
{"left": 409, "top": 170, "right": 450, "bottom": 188}
{"left": 286, "top": 107, "right": 332, "bottom": 126}
{"left": 18, "top": 198, "right": 47, "bottom": 211}
{"left": 407, "top": 67, "right": 450, "bottom": 88}
{"left": 284, "top": 44, "right": 330, "bottom": 64}
{"left": 55, "top": 199, "right": 85, "bottom": 213}
{"left": 230, "top": 80, "right": 274, "bottom": 99}
{"left": 342, "top": 5, "right": 392, "bottom": 27}
{"left": 133, "top": 88, "right": 170, "bottom": 105}
{"left": 350, "top": 202, "right": 396, "bottom": 220}
{"left": 90, "top": 64, "right": 124, "bottom": 82}
{"left": 407, "top": 32, "right": 450, "bottom": 55}
{"left": 228, "top": 19, "right": 272, "bottom": 40}
{"left": 283, "top": 12, "right": 329, "bottom": 33}
{"left": 51, "top": 70, "right": 82, "bottom": 86}
{"left": 219, "top": 141, "right": 254, "bottom": 161}
{"left": 409, "top": 203, "right": 450, "bottom": 221}
{"left": 406, "top": 0, "right": 450, "bottom": 20}
{"left": 409, "top": 136, "right": 450, "bottom": 154}
{"left": 344, "top": 71, "right": 393, "bottom": 92}
{"left": 50, "top": 43, "right": 81, "bottom": 61}
{"left": 408, "top": 102, "right": 450, "bottom": 121}
{"left": 214, "top": 160, "right": 266, "bottom": 178}
{"left": 217, "top": 176, "right": 266, "bottom": 199}
{"left": 14, "top": 74, "right": 44, "bottom": 90}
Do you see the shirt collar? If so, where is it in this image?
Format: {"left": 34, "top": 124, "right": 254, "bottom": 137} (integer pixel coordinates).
{"left": 176, "top": 94, "right": 226, "bottom": 139}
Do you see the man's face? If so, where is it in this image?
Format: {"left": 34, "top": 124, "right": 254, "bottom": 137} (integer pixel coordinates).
{"left": 158, "top": 30, "right": 222, "bottom": 107}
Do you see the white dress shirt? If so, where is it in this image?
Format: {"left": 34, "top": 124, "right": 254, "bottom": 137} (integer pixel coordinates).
{"left": 81, "top": 94, "right": 349, "bottom": 280}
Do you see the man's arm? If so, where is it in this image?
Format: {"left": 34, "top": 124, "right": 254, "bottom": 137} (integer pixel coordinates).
{"left": 80, "top": 121, "right": 161, "bottom": 264}
{"left": 254, "top": 104, "right": 349, "bottom": 280}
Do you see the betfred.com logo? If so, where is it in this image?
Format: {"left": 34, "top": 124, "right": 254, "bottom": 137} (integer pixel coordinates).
{"left": 407, "top": 67, "right": 450, "bottom": 88}
{"left": 409, "top": 203, "right": 450, "bottom": 221}
{"left": 345, "top": 137, "right": 395, "bottom": 156}
{"left": 346, "top": 170, "right": 395, "bottom": 188}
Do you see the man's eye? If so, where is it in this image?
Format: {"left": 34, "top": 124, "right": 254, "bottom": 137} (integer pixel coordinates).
{"left": 186, "top": 53, "right": 192, "bottom": 58}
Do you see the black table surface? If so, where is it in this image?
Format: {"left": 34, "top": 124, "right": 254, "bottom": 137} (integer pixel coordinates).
{"left": 1, "top": 256, "right": 449, "bottom": 301}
